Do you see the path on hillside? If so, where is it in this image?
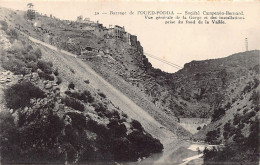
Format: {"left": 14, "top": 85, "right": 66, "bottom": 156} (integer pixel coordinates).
{"left": 26, "top": 35, "right": 204, "bottom": 165}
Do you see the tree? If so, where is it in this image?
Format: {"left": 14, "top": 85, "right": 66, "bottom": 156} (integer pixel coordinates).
{"left": 26, "top": 3, "right": 35, "bottom": 20}
{"left": 212, "top": 107, "right": 225, "bottom": 121}
{"left": 27, "top": 3, "right": 34, "bottom": 9}
{"left": 4, "top": 81, "right": 45, "bottom": 110}
{"left": 205, "top": 129, "right": 221, "bottom": 144}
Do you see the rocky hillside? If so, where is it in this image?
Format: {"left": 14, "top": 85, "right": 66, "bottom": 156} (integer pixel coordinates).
{"left": 9, "top": 8, "right": 259, "bottom": 121}
{"left": 0, "top": 7, "right": 192, "bottom": 139}
{"left": 0, "top": 10, "right": 165, "bottom": 164}
{"left": 0, "top": 6, "right": 259, "bottom": 164}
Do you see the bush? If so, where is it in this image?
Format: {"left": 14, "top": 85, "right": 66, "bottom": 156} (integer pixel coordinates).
{"left": 127, "top": 130, "right": 163, "bottom": 158}
{"left": 212, "top": 108, "right": 225, "bottom": 121}
{"left": 205, "top": 129, "right": 221, "bottom": 144}
{"left": 0, "top": 20, "right": 8, "bottom": 31}
{"left": 251, "top": 91, "right": 259, "bottom": 106}
{"left": 2, "top": 58, "right": 27, "bottom": 75}
{"left": 98, "top": 92, "right": 106, "bottom": 98}
{"left": 68, "top": 82, "right": 75, "bottom": 90}
{"left": 131, "top": 119, "right": 144, "bottom": 131}
{"left": 70, "top": 68, "right": 75, "bottom": 74}
{"left": 233, "top": 113, "right": 241, "bottom": 125}
{"left": 62, "top": 97, "right": 85, "bottom": 112}
{"left": 241, "top": 111, "right": 256, "bottom": 124}
{"left": 82, "top": 90, "right": 94, "bottom": 103}
{"left": 66, "top": 112, "right": 86, "bottom": 130}
{"left": 38, "top": 71, "right": 55, "bottom": 81}
{"left": 86, "top": 119, "right": 108, "bottom": 136}
{"left": 84, "top": 80, "right": 90, "bottom": 84}
{"left": 122, "top": 112, "right": 128, "bottom": 118}
{"left": 37, "top": 60, "right": 53, "bottom": 74}
{"left": 26, "top": 62, "right": 38, "bottom": 72}
{"left": 4, "top": 81, "right": 45, "bottom": 109}
{"left": 6, "top": 29, "right": 18, "bottom": 42}
{"left": 107, "top": 119, "right": 127, "bottom": 137}
{"left": 56, "top": 76, "right": 62, "bottom": 85}
{"left": 65, "top": 90, "right": 94, "bottom": 104}
{"left": 54, "top": 68, "right": 59, "bottom": 76}
{"left": 92, "top": 103, "right": 107, "bottom": 113}
{"left": 24, "top": 51, "right": 38, "bottom": 62}
{"left": 34, "top": 48, "right": 42, "bottom": 59}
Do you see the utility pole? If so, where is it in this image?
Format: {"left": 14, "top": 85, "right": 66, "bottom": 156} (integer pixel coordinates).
{"left": 245, "top": 38, "right": 248, "bottom": 51}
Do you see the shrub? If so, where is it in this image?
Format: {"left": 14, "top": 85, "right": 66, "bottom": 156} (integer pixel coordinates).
{"left": 26, "top": 45, "right": 33, "bottom": 51}
{"left": 251, "top": 91, "right": 259, "bottom": 106}
{"left": 0, "top": 20, "right": 8, "bottom": 31}
{"left": 84, "top": 80, "right": 90, "bottom": 84}
{"left": 107, "top": 119, "right": 127, "bottom": 137}
{"left": 34, "top": 48, "right": 42, "bottom": 59}
{"left": 252, "top": 64, "right": 260, "bottom": 74}
{"left": 212, "top": 108, "right": 225, "bottom": 121}
{"left": 247, "top": 119, "right": 259, "bottom": 149}
{"left": 92, "top": 103, "right": 107, "bottom": 113}
{"left": 26, "top": 62, "right": 38, "bottom": 72}
{"left": 238, "top": 123, "right": 245, "bottom": 129}
{"left": 24, "top": 51, "right": 38, "bottom": 62}
{"left": 86, "top": 119, "right": 108, "bottom": 136}
{"left": 37, "top": 60, "right": 53, "bottom": 74}
{"left": 98, "top": 92, "right": 106, "bottom": 98}
{"left": 233, "top": 113, "right": 241, "bottom": 125}
{"left": 68, "top": 82, "right": 75, "bottom": 90}
{"left": 56, "top": 76, "right": 62, "bottom": 85}
{"left": 62, "top": 97, "right": 85, "bottom": 112}
{"left": 205, "top": 129, "right": 221, "bottom": 144}
{"left": 2, "top": 58, "right": 27, "bottom": 75}
{"left": 54, "top": 68, "right": 59, "bottom": 76}
{"left": 122, "top": 112, "right": 128, "bottom": 118}
{"left": 6, "top": 29, "right": 18, "bottom": 42}
{"left": 243, "top": 108, "right": 249, "bottom": 114}
{"left": 70, "top": 68, "right": 75, "bottom": 74}
{"left": 241, "top": 111, "right": 256, "bottom": 124}
{"left": 197, "top": 126, "right": 201, "bottom": 130}
{"left": 127, "top": 130, "right": 163, "bottom": 158}
{"left": 82, "top": 90, "right": 94, "bottom": 103}
{"left": 65, "top": 90, "right": 94, "bottom": 103}
{"left": 4, "top": 81, "right": 45, "bottom": 109}
{"left": 38, "top": 71, "right": 55, "bottom": 81}
{"left": 131, "top": 119, "right": 144, "bottom": 131}
{"left": 66, "top": 112, "right": 86, "bottom": 130}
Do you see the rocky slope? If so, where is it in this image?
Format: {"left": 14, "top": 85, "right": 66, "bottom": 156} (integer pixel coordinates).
{"left": 0, "top": 11, "right": 165, "bottom": 164}
{"left": 9, "top": 8, "right": 258, "bottom": 121}
{"left": 4, "top": 7, "right": 193, "bottom": 137}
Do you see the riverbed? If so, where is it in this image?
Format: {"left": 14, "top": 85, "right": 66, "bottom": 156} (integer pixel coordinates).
{"left": 126, "top": 139, "right": 205, "bottom": 165}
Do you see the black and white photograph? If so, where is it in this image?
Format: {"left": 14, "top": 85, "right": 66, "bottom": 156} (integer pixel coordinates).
{"left": 0, "top": 0, "right": 259, "bottom": 164}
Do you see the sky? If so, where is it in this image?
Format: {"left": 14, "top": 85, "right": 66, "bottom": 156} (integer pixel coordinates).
{"left": 1, "top": 0, "right": 259, "bottom": 73}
